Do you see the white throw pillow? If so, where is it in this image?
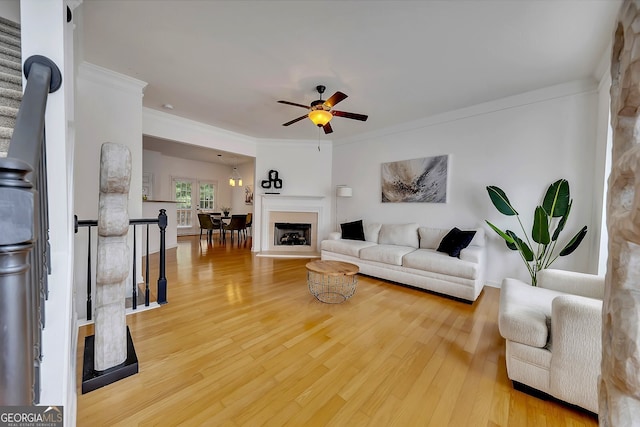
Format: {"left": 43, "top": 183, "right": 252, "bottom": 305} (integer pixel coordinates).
{"left": 419, "top": 227, "right": 449, "bottom": 249}
{"left": 378, "top": 223, "right": 419, "bottom": 248}
{"left": 364, "top": 222, "right": 382, "bottom": 243}
{"left": 469, "top": 228, "right": 485, "bottom": 247}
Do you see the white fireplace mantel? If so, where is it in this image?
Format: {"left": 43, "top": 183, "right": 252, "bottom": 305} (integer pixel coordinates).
{"left": 259, "top": 195, "right": 327, "bottom": 254}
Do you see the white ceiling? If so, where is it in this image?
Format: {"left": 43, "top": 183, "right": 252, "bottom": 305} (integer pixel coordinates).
{"left": 81, "top": 0, "right": 621, "bottom": 148}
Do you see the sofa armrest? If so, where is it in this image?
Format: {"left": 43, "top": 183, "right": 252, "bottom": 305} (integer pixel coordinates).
{"left": 328, "top": 231, "right": 342, "bottom": 240}
{"left": 537, "top": 269, "right": 604, "bottom": 300}
{"left": 549, "top": 294, "right": 602, "bottom": 412}
{"left": 459, "top": 245, "right": 483, "bottom": 264}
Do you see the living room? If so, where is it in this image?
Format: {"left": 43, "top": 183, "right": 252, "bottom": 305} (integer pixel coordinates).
{"left": 0, "top": 0, "right": 628, "bottom": 425}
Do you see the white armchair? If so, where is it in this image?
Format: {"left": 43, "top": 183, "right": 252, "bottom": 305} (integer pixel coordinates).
{"left": 498, "top": 269, "right": 604, "bottom": 413}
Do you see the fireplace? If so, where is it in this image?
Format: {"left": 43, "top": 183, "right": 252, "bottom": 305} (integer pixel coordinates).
{"left": 259, "top": 195, "right": 326, "bottom": 256}
{"left": 274, "top": 222, "right": 311, "bottom": 246}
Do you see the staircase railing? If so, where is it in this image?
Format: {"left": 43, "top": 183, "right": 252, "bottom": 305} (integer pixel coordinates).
{"left": 0, "top": 55, "right": 62, "bottom": 405}
{"left": 74, "top": 210, "right": 168, "bottom": 321}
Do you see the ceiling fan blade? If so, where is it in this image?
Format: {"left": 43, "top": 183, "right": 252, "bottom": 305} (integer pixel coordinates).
{"left": 278, "top": 100, "right": 310, "bottom": 109}
{"left": 323, "top": 91, "right": 347, "bottom": 108}
{"left": 282, "top": 114, "right": 309, "bottom": 126}
{"left": 332, "top": 110, "right": 368, "bottom": 121}
{"left": 323, "top": 122, "right": 333, "bottom": 134}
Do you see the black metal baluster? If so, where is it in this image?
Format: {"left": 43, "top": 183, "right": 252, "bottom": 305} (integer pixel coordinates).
{"left": 86, "top": 225, "right": 92, "bottom": 321}
{"left": 145, "top": 223, "right": 150, "bottom": 306}
{"left": 132, "top": 224, "right": 137, "bottom": 310}
{"left": 157, "top": 209, "right": 167, "bottom": 304}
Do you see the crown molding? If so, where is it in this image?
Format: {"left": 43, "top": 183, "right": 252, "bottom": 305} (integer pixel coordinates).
{"left": 78, "top": 61, "right": 147, "bottom": 94}
{"left": 334, "top": 79, "right": 598, "bottom": 146}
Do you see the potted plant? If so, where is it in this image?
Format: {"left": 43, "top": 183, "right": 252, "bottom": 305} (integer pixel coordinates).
{"left": 220, "top": 206, "right": 231, "bottom": 217}
{"left": 486, "top": 179, "right": 587, "bottom": 286}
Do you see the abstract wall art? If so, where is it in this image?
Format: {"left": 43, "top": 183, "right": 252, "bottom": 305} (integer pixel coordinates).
{"left": 381, "top": 155, "right": 448, "bottom": 203}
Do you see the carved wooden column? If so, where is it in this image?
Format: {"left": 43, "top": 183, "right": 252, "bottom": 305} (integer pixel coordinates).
{"left": 82, "top": 142, "right": 138, "bottom": 394}
{"left": 95, "top": 142, "right": 131, "bottom": 369}
{"left": 601, "top": 1, "right": 640, "bottom": 423}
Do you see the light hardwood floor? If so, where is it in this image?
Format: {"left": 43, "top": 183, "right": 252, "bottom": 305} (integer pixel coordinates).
{"left": 76, "top": 236, "right": 597, "bottom": 426}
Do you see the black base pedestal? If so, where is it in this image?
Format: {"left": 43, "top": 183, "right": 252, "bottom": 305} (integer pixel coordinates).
{"left": 82, "top": 326, "right": 138, "bottom": 394}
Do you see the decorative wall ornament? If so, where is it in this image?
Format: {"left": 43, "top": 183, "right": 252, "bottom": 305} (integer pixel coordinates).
{"left": 261, "top": 169, "right": 283, "bottom": 194}
{"left": 381, "top": 155, "right": 448, "bottom": 203}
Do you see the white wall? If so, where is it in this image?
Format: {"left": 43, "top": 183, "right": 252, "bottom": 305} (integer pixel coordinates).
{"left": 253, "top": 139, "right": 333, "bottom": 252}
{"left": 0, "top": 0, "right": 19, "bottom": 22}
{"left": 74, "top": 62, "right": 146, "bottom": 319}
{"left": 20, "top": 0, "right": 76, "bottom": 422}
{"left": 595, "top": 63, "right": 613, "bottom": 276}
{"left": 333, "top": 80, "right": 601, "bottom": 286}
{"left": 230, "top": 160, "right": 255, "bottom": 217}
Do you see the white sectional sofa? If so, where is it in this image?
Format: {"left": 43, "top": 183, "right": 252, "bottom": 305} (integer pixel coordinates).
{"left": 499, "top": 269, "right": 604, "bottom": 413}
{"left": 320, "top": 222, "right": 486, "bottom": 302}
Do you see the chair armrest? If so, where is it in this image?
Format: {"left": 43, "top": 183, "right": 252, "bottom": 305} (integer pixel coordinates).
{"left": 328, "top": 231, "right": 342, "bottom": 240}
{"left": 537, "top": 269, "right": 604, "bottom": 300}
{"left": 549, "top": 294, "right": 602, "bottom": 412}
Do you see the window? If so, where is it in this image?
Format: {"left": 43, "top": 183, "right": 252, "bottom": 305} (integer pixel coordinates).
{"left": 199, "top": 181, "right": 216, "bottom": 210}
{"left": 173, "top": 178, "right": 193, "bottom": 228}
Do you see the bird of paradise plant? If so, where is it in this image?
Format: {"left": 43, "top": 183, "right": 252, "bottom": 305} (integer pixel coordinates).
{"left": 486, "top": 179, "right": 587, "bottom": 286}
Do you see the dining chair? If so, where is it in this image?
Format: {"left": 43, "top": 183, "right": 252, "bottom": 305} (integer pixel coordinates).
{"left": 223, "top": 214, "right": 247, "bottom": 242}
{"left": 244, "top": 212, "right": 252, "bottom": 238}
{"left": 210, "top": 212, "right": 224, "bottom": 241}
{"left": 197, "top": 213, "right": 218, "bottom": 243}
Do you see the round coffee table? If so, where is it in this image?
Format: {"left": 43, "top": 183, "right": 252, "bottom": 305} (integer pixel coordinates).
{"left": 306, "top": 260, "right": 359, "bottom": 304}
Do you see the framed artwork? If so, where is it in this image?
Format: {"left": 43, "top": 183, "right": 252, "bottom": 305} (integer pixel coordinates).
{"left": 381, "top": 155, "right": 448, "bottom": 203}
{"left": 142, "top": 172, "right": 153, "bottom": 200}
{"left": 245, "top": 185, "right": 254, "bottom": 205}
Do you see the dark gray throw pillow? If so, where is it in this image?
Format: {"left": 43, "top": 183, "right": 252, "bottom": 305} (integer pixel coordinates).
{"left": 341, "top": 220, "right": 365, "bottom": 241}
{"left": 437, "top": 227, "right": 476, "bottom": 258}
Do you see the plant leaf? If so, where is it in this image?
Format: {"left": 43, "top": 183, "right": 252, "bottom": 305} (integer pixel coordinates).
{"left": 552, "top": 200, "right": 572, "bottom": 241}
{"left": 486, "top": 220, "right": 515, "bottom": 245}
{"left": 559, "top": 226, "right": 588, "bottom": 256}
{"left": 487, "top": 186, "right": 518, "bottom": 216}
{"left": 507, "top": 230, "right": 534, "bottom": 261}
{"left": 542, "top": 179, "right": 570, "bottom": 217}
{"left": 532, "top": 206, "right": 550, "bottom": 244}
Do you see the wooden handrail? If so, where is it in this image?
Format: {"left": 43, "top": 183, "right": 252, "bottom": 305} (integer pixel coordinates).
{"left": 0, "top": 55, "right": 61, "bottom": 405}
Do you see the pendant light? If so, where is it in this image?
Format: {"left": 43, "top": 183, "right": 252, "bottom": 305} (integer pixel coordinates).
{"left": 229, "top": 166, "right": 243, "bottom": 187}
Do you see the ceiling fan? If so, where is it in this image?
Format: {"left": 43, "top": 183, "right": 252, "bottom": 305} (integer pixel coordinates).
{"left": 278, "top": 85, "right": 368, "bottom": 134}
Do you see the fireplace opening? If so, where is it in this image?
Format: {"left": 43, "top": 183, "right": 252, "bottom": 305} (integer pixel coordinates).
{"left": 274, "top": 222, "right": 311, "bottom": 246}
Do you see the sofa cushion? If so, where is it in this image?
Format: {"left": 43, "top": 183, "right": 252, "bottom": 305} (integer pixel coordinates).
{"left": 469, "top": 228, "right": 485, "bottom": 247}
{"left": 364, "top": 222, "right": 382, "bottom": 243}
{"left": 499, "top": 278, "right": 567, "bottom": 348}
{"left": 359, "top": 244, "right": 416, "bottom": 266}
{"left": 320, "top": 239, "right": 377, "bottom": 257}
{"left": 378, "top": 223, "right": 419, "bottom": 248}
{"left": 340, "top": 220, "right": 365, "bottom": 241}
{"left": 437, "top": 227, "right": 476, "bottom": 258}
{"left": 402, "top": 249, "right": 479, "bottom": 279}
{"left": 418, "top": 227, "right": 448, "bottom": 249}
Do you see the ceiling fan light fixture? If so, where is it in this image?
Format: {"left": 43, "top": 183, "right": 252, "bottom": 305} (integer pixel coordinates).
{"left": 308, "top": 109, "right": 333, "bottom": 127}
